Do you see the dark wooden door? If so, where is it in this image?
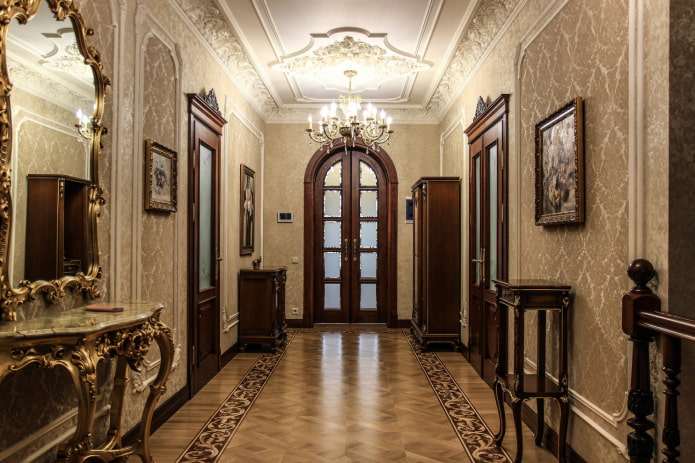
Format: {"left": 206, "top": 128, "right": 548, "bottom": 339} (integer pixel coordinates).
{"left": 314, "top": 149, "right": 388, "bottom": 323}
{"left": 465, "top": 96, "right": 508, "bottom": 386}
{"left": 188, "top": 93, "right": 226, "bottom": 395}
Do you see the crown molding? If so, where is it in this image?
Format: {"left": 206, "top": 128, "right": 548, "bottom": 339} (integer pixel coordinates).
{"left": 182, "top": 0, "right": 521, "bottom": 124}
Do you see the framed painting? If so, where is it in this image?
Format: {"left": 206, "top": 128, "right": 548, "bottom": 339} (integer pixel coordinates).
{"left": 534, "top": 97, "right": 584, "bottom": 226}
{"left": 145, "top": 139, "right": 177, "bottom": 212}
{"left": 240, "top": 164, "right": 255, "bottom": 255}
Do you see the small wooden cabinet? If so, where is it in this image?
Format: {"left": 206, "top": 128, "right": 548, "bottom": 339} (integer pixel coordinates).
{"left": 238, "top": 267, "right": 287, "bottom": 351}
{"left": 25, "top": 174, "right": 90, "bottom": 281}
{"left": 410, "top": 177, "right": 461, "bottom": 349}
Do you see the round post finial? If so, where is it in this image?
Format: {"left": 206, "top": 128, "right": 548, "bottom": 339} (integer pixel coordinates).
{"left": 627, "top": 259, "right": 655, "bottom": 294}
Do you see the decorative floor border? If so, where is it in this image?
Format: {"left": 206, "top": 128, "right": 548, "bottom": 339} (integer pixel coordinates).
{"left": 403, "top": 331, "right": 513, "bottom": 463}
{"left": 175, "top": 331, "right": 297, "bottom": 463}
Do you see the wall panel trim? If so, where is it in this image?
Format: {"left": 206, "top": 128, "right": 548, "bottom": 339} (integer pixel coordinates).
{"left": 512, "top": 0, "right": 632, "bottom": 458}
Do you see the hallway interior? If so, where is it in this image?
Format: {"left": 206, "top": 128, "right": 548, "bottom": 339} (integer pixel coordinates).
{"left": 150, "top": 325, "right": 557, "bottom": 462}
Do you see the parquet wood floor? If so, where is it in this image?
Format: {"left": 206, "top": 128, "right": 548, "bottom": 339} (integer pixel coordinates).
{"left": 149, "top": 326, "right": 557, "bottom": 462}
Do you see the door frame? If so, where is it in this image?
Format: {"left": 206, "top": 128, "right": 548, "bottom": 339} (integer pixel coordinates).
{"left": 464, "top": 94, "right": 509, "bottom": 385}
{"left": 187, "top": 93, "right": 227, "bottom": 396}
{"left": 303, "top": 142, "right": 398, "bottom": 327}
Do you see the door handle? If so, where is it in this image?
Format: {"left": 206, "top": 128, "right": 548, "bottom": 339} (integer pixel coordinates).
{"left": 471, "top": 248, "right": 485, "bottom": 284}
{"left": 353, "top": 238, "right": 358, "bottom": 262}
{"left": 343, "top": 238, "right": 349, "bottom": 261}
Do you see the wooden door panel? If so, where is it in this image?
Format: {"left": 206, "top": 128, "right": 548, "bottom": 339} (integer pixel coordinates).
{"left": 465, "top": 95, "right": 508, "bottom": 386}
{"left": 314, "top": 150, "right": 387, "bottom": 324}
{"left": 196, "top": 298, "right": 218, "bottom": 380}
{"left": 188, "top": 93, "right": 226, "bottom": 395}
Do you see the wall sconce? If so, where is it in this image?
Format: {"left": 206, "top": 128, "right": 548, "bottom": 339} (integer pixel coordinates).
{"left": 75, "top": 107, "right": 93, "bottom": 140}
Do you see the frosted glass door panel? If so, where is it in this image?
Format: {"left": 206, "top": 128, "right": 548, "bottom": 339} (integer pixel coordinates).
{"left": 360, "top": 221, "right": 377, "bottom": 248}
{"left": 360, "top": 162, "right": 377, "bottom": 186}
{"left": 199, "top": 144, "right": 213, "bottom": 290}
{"left": 324, "top": 190, "right": 342, "bottom": 217}
{"left": 324, "top": 252, "right": 341, "bottom": 279}
{"left": 324, "top": 161, "right": 342, "bottom": 186}
{"left": 488, "top": 144, "right": 498, "bottom": 289}
{"left": 474, "top": 156, "right": 481, "bottom": 285}
{"left": 324, "top": 283, "right": 341, "bottom": 309}
{"left": 360, "top": 284, "right": 377, "bottom": 310}
{"left": 324, "top": 221, "right": 341, "bottom": 248}
{"left": 360, "top": 191, "right": 378, "bottom": 217}
{"left": 360, "top": 252, "right": 377, "bottom": 279}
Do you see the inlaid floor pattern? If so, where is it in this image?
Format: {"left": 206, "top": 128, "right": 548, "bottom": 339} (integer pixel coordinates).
{"left": 150, "top": 326, "right": 557, "bottom": 462}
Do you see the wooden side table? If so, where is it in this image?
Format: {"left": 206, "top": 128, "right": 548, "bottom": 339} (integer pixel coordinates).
{"left": 491, "top": 279, "right": 571, "bottom": 463}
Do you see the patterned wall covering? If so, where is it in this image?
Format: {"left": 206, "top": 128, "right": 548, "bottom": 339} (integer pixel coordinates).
{"left": 0, "top": 0, "right": 678, "bottom": 461}
{"left": 437, "top": 0, "right": 668, "bottom": 461}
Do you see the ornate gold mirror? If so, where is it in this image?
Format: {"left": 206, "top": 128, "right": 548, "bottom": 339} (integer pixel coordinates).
{"left": 0, "top": 0, "right": 109, "bottom": 320}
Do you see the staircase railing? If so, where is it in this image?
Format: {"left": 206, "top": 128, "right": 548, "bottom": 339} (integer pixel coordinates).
{"left": 622, "top": 259, "right": 695, "bottom": 463}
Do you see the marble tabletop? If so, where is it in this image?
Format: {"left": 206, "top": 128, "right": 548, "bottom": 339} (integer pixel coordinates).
{"left": 0, "top": 302, "right": 162, "bottom": 341}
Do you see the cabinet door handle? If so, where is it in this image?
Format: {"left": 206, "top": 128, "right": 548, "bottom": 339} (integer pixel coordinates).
{"left": 353, "top": 238, "right": 358, "bottom": 262}
{"left": 343, "top": 238, "right": 349, "bottom": 261}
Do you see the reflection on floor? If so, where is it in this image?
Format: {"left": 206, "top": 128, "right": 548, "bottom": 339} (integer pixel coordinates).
{"left": 149, "top": 325, "right": 557, "bottom": 462}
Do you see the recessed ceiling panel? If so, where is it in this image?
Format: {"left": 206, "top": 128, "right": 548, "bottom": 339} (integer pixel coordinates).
{"left": 219, "top": 0, "right": 475, "bottom": 109}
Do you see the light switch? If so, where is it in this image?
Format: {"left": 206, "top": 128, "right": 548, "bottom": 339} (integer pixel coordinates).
{"left": 291, "top": 256, "right": 299, "bottom": 264}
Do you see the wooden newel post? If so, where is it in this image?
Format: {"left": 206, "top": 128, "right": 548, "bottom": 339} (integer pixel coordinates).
{"left": 622, "top": 259, "right": 660, "bottom": 463}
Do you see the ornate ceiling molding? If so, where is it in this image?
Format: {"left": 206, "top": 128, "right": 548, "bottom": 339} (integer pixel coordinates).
{"left": 271, "top": 32, "right": 430, "bottom": 95}
{"left": 184, "top": 0, "right": 520, "bottom": 123}
{"left": 178, "top": 0, "right": 277, "bottom": 114}
{"left": 8, "top": 59, "right": 92, "bottom": 112}
{"left": 426, "top": 0, "right": 520, "bottom": 118}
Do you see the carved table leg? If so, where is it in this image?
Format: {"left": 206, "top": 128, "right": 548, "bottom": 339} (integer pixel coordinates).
{"left": 511, "top": 397, "right": 524, "bottom": 463}
{"left": 131, "top": 318, "right": 175, "bottom": 463}
{"left": 558, "top": 396, "right": 569, "bottom": 463}
{"left": 57, "top": 341, "right": 99, "bottom": 463}
{"left": 493, "top": 379, "right": 506, "bottom": 444}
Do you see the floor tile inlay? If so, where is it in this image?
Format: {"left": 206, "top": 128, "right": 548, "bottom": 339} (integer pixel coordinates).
{"left": 172, "top": 328, "right": 515, "bottom": 462}
{"left": 403, "top": 331, "right": 512, "bottom": 462}
{"left": 175, "top": 332, "right": 297, "bottom": 462}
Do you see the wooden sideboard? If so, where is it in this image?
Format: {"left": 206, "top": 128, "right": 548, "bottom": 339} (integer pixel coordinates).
{"left": 238, "top": 267, "right": 287, "bottom": 352}
{"left": 0, "top": 302, "right": 174, "bottom": 462}
{"left": 410, "top": 177, "right": 461, "bottom": 349}
{"left": 24, "top": 174, "right": 91, "bottom": 281}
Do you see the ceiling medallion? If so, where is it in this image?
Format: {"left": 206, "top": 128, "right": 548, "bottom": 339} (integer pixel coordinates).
{"left": 271, "top": 31, "right": 430, "bottom": 91}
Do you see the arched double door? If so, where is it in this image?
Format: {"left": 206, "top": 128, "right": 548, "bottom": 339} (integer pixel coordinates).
{"left": 304, "top": 145, "right": 398, "bottom": 325}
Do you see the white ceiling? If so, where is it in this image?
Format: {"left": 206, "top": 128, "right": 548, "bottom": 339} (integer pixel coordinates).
{"left": 216, "top": 0, "right": 478, "bottom": 113}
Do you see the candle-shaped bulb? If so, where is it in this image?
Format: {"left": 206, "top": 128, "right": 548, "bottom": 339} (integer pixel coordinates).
{"left": 386, "top": 116, "right": 392, "bottom": 131}
{"left": 308, "top": 114, "right": 313, "bottom": 130}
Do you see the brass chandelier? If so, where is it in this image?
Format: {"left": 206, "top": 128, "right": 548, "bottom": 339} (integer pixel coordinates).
{"left": 306, "top": 70, "right": 393, "bottom": 150}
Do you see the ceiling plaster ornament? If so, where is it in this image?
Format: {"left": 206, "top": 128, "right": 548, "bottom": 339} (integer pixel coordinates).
{"left": 184, "top": 0, "right": 520, "bottom": 123}
{"left": 8, "top": 59, "right": 92, "bottom": 112}
{"left": 271, "top": 34, "right": 430, "bottom": 92}
{"left": 426, "top": 0, "right": 521, "bottom": 117}
{"left": 179, "top": 0, "right": 276, "bottom": 114}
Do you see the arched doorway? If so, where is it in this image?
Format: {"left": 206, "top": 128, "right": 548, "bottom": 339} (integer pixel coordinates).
{"left": 304, "top": 143, "right": 398, "bottom": 327}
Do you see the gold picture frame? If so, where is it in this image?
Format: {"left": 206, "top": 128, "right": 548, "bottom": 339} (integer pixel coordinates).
{"left": 145, "top": 139, "right": 177, "bottom": 212}
{"left": 240, "top": 164, "right": 255, "bottom": 255}
{"left": 534, "top": 97, "right": 584, "bottom": 226}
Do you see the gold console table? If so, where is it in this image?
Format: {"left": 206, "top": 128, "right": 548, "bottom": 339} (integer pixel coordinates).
{"left": 0, "top": 302, "right": 174, "bottom": 462}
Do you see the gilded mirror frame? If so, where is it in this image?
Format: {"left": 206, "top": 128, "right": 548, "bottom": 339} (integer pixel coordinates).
{"left": 0, "top": 0, "right": 109, "bottom": 320}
